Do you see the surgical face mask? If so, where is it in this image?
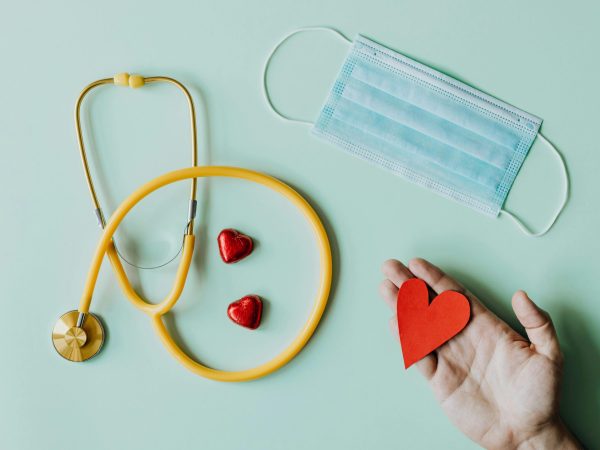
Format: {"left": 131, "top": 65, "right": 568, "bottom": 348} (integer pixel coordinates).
{"left": 263, "top": 27, "right": 569, "bottom": 237}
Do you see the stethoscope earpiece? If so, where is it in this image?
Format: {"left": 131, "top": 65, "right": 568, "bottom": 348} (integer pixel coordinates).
{"left": 113, "top": 72, "right": 145, "bottom": 88}
{"left": 75, "top": 73, "right": 198, "bottom": 269}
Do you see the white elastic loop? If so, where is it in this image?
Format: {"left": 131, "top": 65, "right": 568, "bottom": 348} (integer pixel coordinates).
{"left": 500, "top": 133, "right": 569, "bottom": 237}
{"left": 262, "top": 26, "right": 352, "bottom": 125}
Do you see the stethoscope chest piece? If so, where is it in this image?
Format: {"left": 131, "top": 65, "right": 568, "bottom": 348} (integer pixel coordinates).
{"left": 52, "top": 311, "right": 105, "bottom": 362}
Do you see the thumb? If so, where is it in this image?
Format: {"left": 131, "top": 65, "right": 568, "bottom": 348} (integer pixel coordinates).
{"left": 512, "top": 290, "right": 562, "bottom": 363}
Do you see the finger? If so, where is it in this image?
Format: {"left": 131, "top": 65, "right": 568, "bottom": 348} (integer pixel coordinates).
{"left": 381, "top": 259, "right": 413, "bottom": 288}
{"left": 408, "top": 258, "right": 466, "bottom": 294}
{"left": 389, "top": 316, "right": 399, "bottom": 341}
{"left": 407, "top": 258, "right": 486, "bottom": 314}
{"left": 389, "top": 316, "right": 438, "bottom": 379}
{"left": 415, "top": 353, "right": 438, "bottom": 380}
{"left": 512, "top": 290, "right": 562, "bottom": 362}
{"left": 379, "top": 279, "right": 398, "bottom": 310}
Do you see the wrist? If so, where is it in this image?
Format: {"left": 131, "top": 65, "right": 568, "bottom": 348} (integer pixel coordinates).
{"left": 516, "top": 419, "right": 581, "bottom": 450}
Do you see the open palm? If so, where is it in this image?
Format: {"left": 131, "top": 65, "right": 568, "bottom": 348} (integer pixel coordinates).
{"left": 379, "top": 258, "right": 580, "bottom": 450}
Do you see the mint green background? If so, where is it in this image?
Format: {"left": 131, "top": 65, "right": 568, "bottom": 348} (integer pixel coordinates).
{"left": 1, "top": 1, "right": 599, "bottom": 449}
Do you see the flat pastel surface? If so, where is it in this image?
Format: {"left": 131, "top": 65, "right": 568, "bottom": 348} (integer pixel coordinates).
{"left": 1, "top": 1, "right": 598, "bottom": 449}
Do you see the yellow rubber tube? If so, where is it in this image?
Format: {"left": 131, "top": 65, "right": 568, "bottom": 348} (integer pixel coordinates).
{"left": 78, "top": 166, "right": 332, "bottom": 382}
{"left": 104, "top": 239, "right": 195, "bottom": 315}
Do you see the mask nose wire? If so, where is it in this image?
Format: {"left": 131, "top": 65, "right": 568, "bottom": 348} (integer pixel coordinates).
{"left": 500, "top": 132, "right": 570, "bottom": 237}
{"left": 262, "top": 26, "right": 352, "bottom": 125}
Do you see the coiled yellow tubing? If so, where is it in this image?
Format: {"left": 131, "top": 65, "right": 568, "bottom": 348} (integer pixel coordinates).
{"left": 78, "top": 166, "right": 332, "bottom": 382}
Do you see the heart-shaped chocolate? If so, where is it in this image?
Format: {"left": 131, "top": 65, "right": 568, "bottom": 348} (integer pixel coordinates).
{"left": 227, "top": 295, "right": 263, "bottom": 329}
{"left": 397, "top": 278, "right": 470, "bottom": 368}
{"left": 217, "top": 228, "right": 253, "bottom": 264}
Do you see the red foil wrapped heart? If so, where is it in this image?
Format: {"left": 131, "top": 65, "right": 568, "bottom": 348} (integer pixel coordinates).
{"left": 227, "top": 295, "right": 263, "bottom": 330}
{"left": 217, "top": 229, "right": 253, "bottom": 263}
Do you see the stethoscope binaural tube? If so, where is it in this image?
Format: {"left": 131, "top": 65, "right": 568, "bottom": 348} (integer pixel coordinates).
{"left": 75, "top": 73, "right": 199, "bottom": 265}
{"left": 74, "top": 166, "right": 332, "bottom": 382}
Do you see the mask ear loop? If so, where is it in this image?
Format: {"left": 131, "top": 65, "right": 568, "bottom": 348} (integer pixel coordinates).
{"left": 500, "top": 133, "right": 569, "bottom": 237}
{"left": 262, "top": 26, "right": 352, "bottom": 125}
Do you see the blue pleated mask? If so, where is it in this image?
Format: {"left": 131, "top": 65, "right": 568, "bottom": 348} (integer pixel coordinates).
{"left": 263, "top": 28, "right": 569, "bottom": 236}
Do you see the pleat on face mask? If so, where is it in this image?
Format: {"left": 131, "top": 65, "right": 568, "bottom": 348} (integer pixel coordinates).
{"left": 263, "top": 28, "right": 569, "bottom": 237}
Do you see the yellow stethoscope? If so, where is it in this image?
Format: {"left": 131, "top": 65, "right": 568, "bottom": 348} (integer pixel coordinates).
{"left": 52, "top": 73, "right": 332, "bottom": 382}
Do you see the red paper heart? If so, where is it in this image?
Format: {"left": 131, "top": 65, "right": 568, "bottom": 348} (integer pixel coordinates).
{"left": 397, "top": 278, "right": 470, "bottom": 368}
{"left": 227, "top": 295, "right": 263, "bottom": 330}
{"left": 217, "top": 229, "right": 253, "bottom": 264}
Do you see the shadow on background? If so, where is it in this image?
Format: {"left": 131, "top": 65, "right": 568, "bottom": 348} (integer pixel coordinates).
{"left": 558, "top": 305, "right": 600, "bottom": 448}
{"left": 284, "top": 182, "right": 341, "bottom": 340}
{"left": 446, "top": 267, "right": 518, "bottom": 329}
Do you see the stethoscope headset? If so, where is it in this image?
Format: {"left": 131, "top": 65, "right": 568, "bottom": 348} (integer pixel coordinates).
{"left": 52, "top": 73, "right": 332, "bottom": 382}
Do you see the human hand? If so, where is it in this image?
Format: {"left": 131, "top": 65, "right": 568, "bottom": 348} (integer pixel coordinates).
{"left": 379, "top": 258, "right": 581, "bottom": 450}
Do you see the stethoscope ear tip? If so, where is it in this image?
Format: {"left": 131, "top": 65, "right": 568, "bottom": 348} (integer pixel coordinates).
{"left": 113, "top": 72, "right": 145, "bottom": 88}
{"left": 52, "top": 310, "right": 105, "bottom": 362}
